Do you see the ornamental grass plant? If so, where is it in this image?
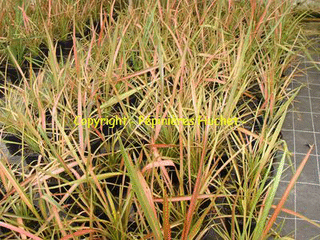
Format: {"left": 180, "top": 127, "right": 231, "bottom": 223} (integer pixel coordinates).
{"left": 0, "top": 0, "right": 316, "bottom": 239}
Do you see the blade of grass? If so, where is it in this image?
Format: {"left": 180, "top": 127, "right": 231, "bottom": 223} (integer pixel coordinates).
{"left": 0, "top": 221, "right": 43, "bottom": 240}
{"left": 163, "top": 189, "right": 171, "bottom": 240}
{"left": 271, "top": 205, "right": 320, "bottom": 229}
{"left": 60, "top": 229, "right": 96, "bottom": 240}
{"left": 252, "top": 146, "right": 287, "bottom": 240}
{"left": 0, "top": 154, "right": 41, "bottom": 220}
{"left": 119, "top": 138, "right": 162, "bottom": 240}
{"left": 262, "top": 145, "right": 314, "bottom": 238}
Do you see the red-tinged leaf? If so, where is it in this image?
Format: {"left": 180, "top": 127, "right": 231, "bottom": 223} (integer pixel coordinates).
{"left": 262, "top": 146, "right": 314, "bottom": 237}
{"left": 163, "top": 189, "right": 171, "bottom": 240}
{"left": 150, "top": 144, "right": 178, "bottom": 148}
{"left": 60, "top": 229, "right": 96, "bottom": 240}
{"left": 0, "top": 221, "right": 43, "bottom": 240}
{"left": 153, "top": 194, "right": 227, "bottom": 203}
{"left": 142, "top": 160, "right": 175, "bottom": 174}
{"left": 204, "top": 78, "right": 226, "bottom": 84}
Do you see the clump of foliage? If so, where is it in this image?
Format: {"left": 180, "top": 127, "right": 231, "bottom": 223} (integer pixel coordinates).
{"left": 0, "top": 0, "right": 313, "bottom": 239}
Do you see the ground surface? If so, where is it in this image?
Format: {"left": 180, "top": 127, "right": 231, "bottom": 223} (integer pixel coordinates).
{"left": 276, "top": 22, "right": 320, "bottom": 239}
